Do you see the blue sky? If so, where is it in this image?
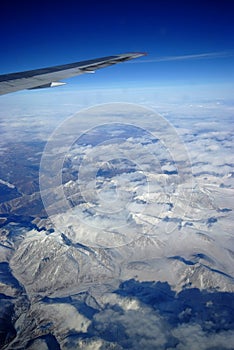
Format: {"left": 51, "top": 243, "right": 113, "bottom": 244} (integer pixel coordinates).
{"left": 1, "top": 0, "right": 234, "bottom": 88}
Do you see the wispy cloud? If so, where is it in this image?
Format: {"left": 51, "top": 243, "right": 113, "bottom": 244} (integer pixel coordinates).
{"left": 129, "top": 51, "right": 233, "bottom": 63}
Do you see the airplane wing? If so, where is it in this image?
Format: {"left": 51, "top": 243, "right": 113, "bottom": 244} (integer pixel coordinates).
{"left": 0, "top": 52, "right": 146, "bottom": 95}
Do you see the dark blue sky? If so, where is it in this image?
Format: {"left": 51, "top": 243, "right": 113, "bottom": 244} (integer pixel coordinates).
{"left": 1, "top": 0, "right": 234, "bottom": 87}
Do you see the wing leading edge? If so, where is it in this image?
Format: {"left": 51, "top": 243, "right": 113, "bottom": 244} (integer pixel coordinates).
{"left": 0, "top": 52, "right": 146, "bottom": 95}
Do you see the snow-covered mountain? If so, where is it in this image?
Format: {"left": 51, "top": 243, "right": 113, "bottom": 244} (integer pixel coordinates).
{"left": 0, "top": 102, "right": 233, "bottom": 349}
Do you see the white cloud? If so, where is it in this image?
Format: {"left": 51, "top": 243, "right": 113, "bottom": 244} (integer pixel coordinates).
{"left": 172, "top": 324, "right": 234, "bottom": 350}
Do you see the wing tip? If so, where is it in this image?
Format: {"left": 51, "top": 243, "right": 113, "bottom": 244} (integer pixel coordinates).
{"left": 115, "top": 52, "right": 148, "bottom": 63}
{"left": 122, "top": 52, "right": 148, "bottom": 58}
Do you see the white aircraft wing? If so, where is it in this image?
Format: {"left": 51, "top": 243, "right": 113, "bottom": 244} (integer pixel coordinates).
{"left": 0, "top": 52, "right": 146, "bottom": 95}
